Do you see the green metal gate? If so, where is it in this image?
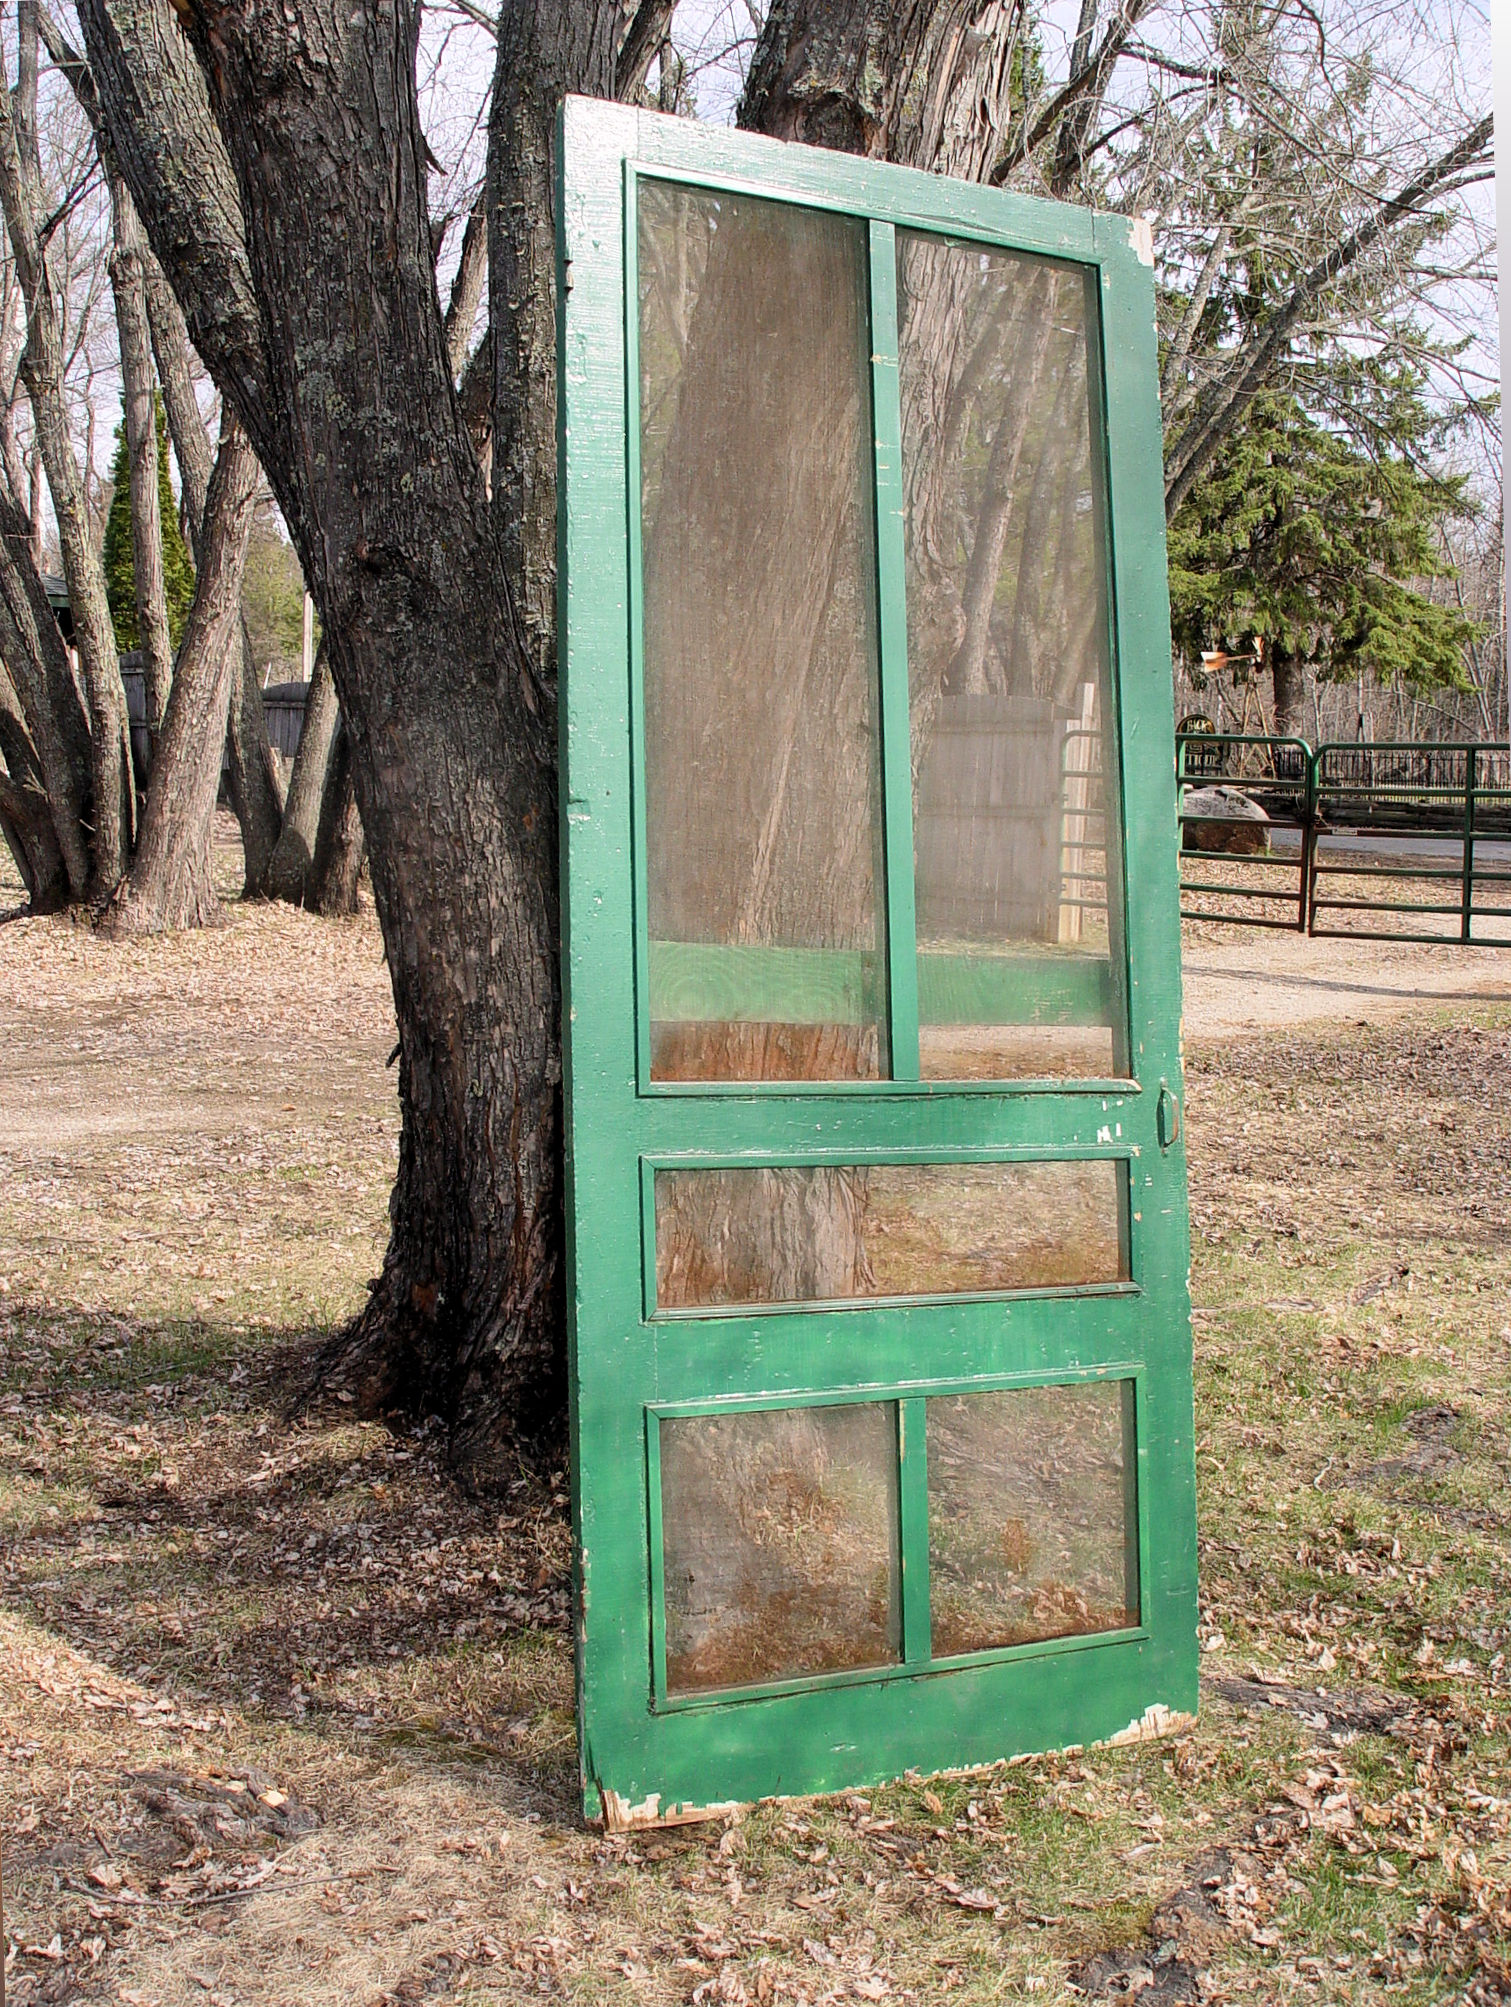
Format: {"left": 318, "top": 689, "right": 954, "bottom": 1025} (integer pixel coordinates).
{"left": 1175, "top": 733, "right": 1511, "bottom": 943}
{"left": 557, "top": 98, "right": 1197, "bottom": 1825}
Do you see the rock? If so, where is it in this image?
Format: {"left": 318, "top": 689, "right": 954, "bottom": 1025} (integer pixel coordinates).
{"left": 1181, "top": 786, "right": 1270, "bottom": 855}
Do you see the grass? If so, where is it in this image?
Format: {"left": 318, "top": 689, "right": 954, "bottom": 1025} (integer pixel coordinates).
{"left": 1, "top": 887, "right": 1510, "bottom": 2003}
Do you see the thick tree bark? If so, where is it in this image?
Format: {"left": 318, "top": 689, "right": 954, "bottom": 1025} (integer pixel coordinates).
{"left": 103, "top": 414, "right": 258, "bottom": 934}
{"left": 741, "top": 0, "right": 1024, "bottom": 179}
{"left": 262, "top": 643, "right": 339, "bottom": 904}
{"left": 488, "top": 1, "right": 617, "bottom": 685}
{"left": 110, "top": 174, "right": 176, "bottom": 731}
{"left": 615, "top": 0, "right": 674, "bottom": 99}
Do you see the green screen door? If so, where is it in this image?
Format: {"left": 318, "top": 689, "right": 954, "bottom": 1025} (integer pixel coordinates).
{"left": 557, "top": 98, "right": 1197, "bottom": 1826}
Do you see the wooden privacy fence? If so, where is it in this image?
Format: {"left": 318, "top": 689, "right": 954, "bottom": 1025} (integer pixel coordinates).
{"left": 120, "top": 658, "right": 309, "bottom": 777}
{"left": 1176, "top": 732, "right": 1511, "bottom": 945}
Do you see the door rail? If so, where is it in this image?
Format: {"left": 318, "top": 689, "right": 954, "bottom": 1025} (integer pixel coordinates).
{"left": 1175, "top": 734, "right": 1511, "bottom": 944}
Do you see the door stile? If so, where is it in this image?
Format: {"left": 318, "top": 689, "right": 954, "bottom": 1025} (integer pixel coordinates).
{"left": 1091, "top": 222, "right": 1185, "bottom": 1094}
{"left": 622, "top": 164, "right": 656, "bottom": 1094}
{"left": 898, "top": 1395, "right": 932, "bottom": 1664}
{"left": 867, "top": 219, "right": 921, "bottom": 1082}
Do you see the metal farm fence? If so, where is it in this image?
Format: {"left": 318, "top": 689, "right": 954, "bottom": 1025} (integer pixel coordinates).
{"left": 1176, "top": 733, "right": 1511, "bottom": 945}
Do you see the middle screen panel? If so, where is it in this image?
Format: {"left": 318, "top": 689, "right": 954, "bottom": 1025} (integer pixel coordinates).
{"left": 638, "top": 181, "right": 889, "bottom": 1083}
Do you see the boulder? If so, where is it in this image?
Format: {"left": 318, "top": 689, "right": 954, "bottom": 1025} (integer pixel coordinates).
{"left": 1180, "top": 785, "right": 1270, "bottom": 855}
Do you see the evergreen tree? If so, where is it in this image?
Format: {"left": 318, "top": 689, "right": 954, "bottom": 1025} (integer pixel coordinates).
{"left": 1167, "top": 385, "right": 1477, "bottom": 726}
{"left": 102, "top": 393, "right": 197, "bottom": 653}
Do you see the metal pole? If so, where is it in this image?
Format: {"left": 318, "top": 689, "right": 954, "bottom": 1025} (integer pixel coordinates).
{"left": 1303, "top": 744, "right": 1319, "bottom": 935}
{"left": 1498, "top": 2, "right": 1511, "bottom": 751}
{"left": 1462, "top": 743, "right": 1477, "bottom": 943}
{"left": 1298, "top": 742, "right": 1314, "bottom": 933}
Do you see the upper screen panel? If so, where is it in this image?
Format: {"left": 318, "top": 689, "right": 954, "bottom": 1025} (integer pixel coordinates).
{"left": 638, "top": 181, "right": 889, "bottom": 1084}
{"left": 896, "top": 234, "right": 1125, "bottom": 1080}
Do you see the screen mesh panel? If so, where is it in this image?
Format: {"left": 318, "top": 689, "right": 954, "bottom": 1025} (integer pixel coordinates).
{"left": 897, "top": 233, "right": 1123, "bottom": 1079}
{"left": 639, "top": 181, "right": 888, "bottom": 1082}
{"left": 659, "top": 1404, "right": 901, "bottom": 1693}
{"left": 927, "top": 1382, "right": 1138, "bottom": 1657}
{"left": 655, "top": 1160, "right": 1126, "bottom": 1308}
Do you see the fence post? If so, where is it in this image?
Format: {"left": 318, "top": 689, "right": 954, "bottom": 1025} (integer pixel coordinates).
{"left": 1461, "top": 743, "right": 1477, "bottom": 943}
{"left": 1303, "top": 743, "right": 1319, "bottom": 935}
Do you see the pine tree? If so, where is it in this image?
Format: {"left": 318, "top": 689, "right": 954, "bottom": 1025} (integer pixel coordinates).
{"left": 1167, "top": 386, "right": 1477, "bottom": 720}
{"left": 102, "top": 393, "right": 197, "bottom": 653}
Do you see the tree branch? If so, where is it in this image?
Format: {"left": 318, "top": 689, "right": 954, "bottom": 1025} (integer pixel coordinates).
{"left": 991, "top": 0, "right": 1154, "bottom": 188}
{"left": 1163, "top": 111, "right": 1494, "bottom": 517}
{"left": 104, "top": 411, "right": 259, "bottom": 933}
{"left": 74, "top": 0, "right": 273, "bottom": 435}
{"left": 616, "top": 0, "right": 674, "bottom": 100}
{"left": 443, "top": 195, "right": 487, "bottom": 383}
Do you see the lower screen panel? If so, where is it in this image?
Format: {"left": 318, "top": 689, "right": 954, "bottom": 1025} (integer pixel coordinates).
{"left": 927, "top": 1382, "right": 1138, "bottom": 1657}
{"left": 658, "top": 1403, "right": 901, "bottom": 1695}
{"left": 654, "top": 1380, "right": 1140, "bottom": 1700}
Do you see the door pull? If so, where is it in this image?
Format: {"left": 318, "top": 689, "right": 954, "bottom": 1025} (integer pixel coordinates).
{"left": 1157, "top": 1080, "right": 1182, "bottom": 1149}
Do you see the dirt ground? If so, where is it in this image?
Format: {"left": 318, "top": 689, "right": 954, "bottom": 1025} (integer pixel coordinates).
{"left": 1182, "top": 932, "right": 1511, "bottom": 1039}
{"left": 3, "top": 822, "right": 1511, "bottom": 2005}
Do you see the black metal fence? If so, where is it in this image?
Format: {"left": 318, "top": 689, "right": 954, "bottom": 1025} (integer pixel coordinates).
{"left": 1176, "top": 733, "right": 1511, "bottom": 945}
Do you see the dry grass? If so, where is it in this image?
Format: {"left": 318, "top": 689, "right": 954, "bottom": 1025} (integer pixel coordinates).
{"left": 3, "top": 841, "right": 1511, "bottom": 2004}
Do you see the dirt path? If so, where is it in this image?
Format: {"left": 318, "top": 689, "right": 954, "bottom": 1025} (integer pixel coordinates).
{"left": 1182, "top": 931, "right": 1511, "bottom": 1037}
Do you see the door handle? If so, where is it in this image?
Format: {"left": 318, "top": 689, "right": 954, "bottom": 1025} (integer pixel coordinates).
{"left": 1157, "top": 1080, "right": 1182, "bottom": 1149}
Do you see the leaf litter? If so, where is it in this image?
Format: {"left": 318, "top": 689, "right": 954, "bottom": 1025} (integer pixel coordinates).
{"left": 1, "top": 843, "right": 1511, "bottom": 2001}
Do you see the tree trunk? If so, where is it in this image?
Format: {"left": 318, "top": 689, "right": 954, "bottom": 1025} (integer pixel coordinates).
{"left": 1272, "top": 645, "right": 1306, "bottom": 740}
{"left": 81, "top": 0, "right": 614, "bottom": 1465}
{"left": 103, "top": 414, "right": 258, "bottom": 934}
{"left": 0, "top": 490, "right": 94, "bottom": 897}
{"left": 110, "top": 172, "right": 176, "bottom": 732}
{"left": 443, "top": 198, "right": 487, "bottom": 384}
{"left": 487, "top": 0, "right": 617, "bottom": 687}
{"left": 308, "top": 719, "right": 365, "bottom": 917}
{"left": 222, "top": 636, "right": 284, "bottom": 891}
{"left": 0, "top": 53, "right": 131, "bottom": 893}
{"left": 262, "top": 642, "right": 339, "bottom": 904}
{"left": 80, "top": 0, "right": 1029, "bottom": 1465}
{"left": 142, "top": 248, "right": 285, "bottom": 892}
{"left": 0, "top": 764, "right": 67, "bottom": 908}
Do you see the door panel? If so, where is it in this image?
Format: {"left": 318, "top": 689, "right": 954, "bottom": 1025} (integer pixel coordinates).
{"left": 559, "top": 98, "right": 1196, "bottom": 1825}
{"left": 652, "top": 1157, "right": 1128, "bottom": 1309}
{"left": 658, "top": 1401, "right": 903, "bottom": 1694}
